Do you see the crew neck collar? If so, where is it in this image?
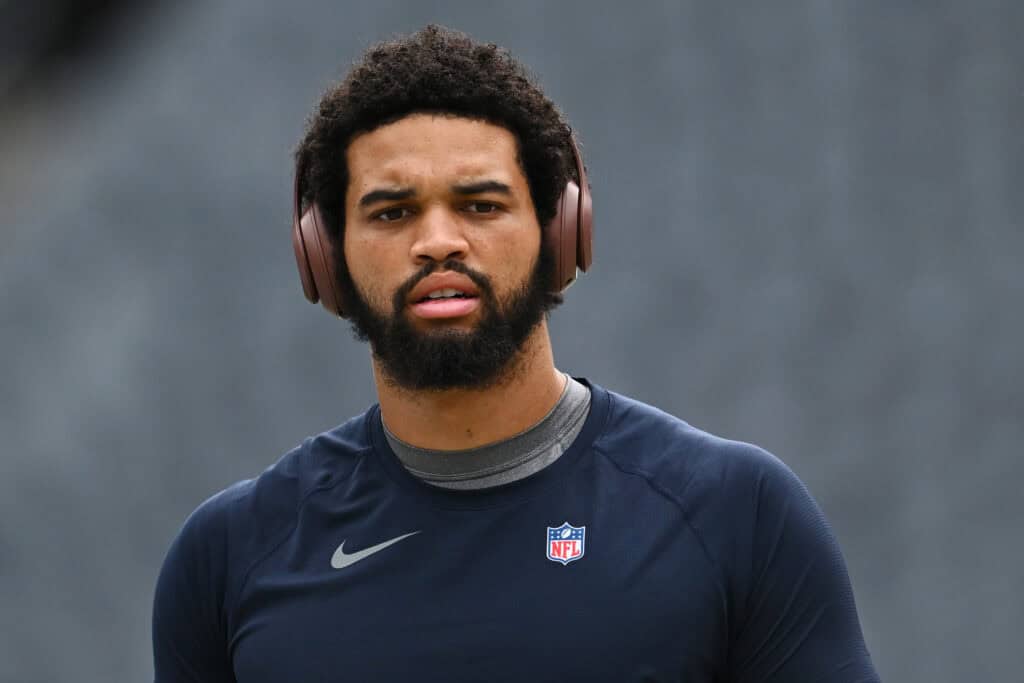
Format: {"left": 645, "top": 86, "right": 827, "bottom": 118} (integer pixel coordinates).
{"left": 365, "top": 378, "right": 611, "bottom": 510}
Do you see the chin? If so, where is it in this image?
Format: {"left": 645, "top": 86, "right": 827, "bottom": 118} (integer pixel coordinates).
{"left": 415, "top": 323, "right": 480, "bottom": 341}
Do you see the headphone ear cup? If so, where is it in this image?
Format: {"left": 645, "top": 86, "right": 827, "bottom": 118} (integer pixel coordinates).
{"left": 544, "top": 181, "right": 580, "bottom": 292}
{"left": 292, "top": 207, "right": 320, "bottom": 303}
{"left": 575, "top": 178, "right": 593, "bottom": 273}
{"left": 295, "top": 203, "right": 345, "bottom": 317}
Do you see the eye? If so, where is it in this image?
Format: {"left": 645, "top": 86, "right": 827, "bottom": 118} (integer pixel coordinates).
{"left": 374, "top": 207, "right": 411, "bottom": 222}
{"left": 465, "top": 202, "right": 499, "bottom": 214}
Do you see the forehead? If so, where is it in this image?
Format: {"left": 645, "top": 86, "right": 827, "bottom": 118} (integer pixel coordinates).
{"left": 345, "top": 114, "right": 523, "bottom": 190}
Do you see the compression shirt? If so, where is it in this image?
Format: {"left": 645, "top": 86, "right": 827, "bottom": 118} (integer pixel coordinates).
{"left": 152, "top": 379, "right": 880, "bottom": 682}
{"left": 384, "top": 374, "right": 590, "bottom": 489}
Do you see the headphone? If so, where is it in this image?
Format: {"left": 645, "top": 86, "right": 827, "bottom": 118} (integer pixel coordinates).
{"left": 291, "top": 132, "right": 593, "bottom": 317}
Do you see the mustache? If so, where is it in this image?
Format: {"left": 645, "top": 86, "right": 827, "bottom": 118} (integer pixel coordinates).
{"left": 391, "top": 259, "right": 495, "bottom": 312}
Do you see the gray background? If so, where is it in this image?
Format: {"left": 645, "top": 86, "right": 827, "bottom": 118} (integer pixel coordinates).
{"left": 1, "top": 1, "right": 1021, "bottom": 681}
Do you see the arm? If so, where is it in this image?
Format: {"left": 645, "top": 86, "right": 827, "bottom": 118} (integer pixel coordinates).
{"left": 152, "top": 495, "right": 235, "bottom": 682}
{"left": 727, "top": 451, "right": 881, "bottom": 683}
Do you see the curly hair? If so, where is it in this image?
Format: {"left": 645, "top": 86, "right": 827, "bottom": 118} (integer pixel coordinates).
{"left": 294, "top": 24, "right": 580, "bottom": 247}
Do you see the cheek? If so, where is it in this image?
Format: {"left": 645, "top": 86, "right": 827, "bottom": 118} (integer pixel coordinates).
{"left": 344, "top": 234, "right": 395, "bottom": 306}
{"left": 492, "top": 228, "right": 541, "bottom": 286}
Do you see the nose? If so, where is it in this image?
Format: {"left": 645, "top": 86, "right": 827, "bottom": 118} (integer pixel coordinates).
{"left": 409, "top": 205, "right": 469, "bottom": 265}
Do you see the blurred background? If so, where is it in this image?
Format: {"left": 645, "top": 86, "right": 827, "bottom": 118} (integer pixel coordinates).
{"left": 1, "top": 1, "right": 1021, "bottom": 681}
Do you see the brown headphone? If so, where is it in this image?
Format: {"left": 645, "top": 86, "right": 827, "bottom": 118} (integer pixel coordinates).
{"left": 292, "top": 133, "right": 593, "bottom": 317}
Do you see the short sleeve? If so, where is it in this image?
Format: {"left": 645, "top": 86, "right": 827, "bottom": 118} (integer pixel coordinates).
{"left": 152, "top": 494, "right": 235, "bottom": 683}
{"left": 727, "top": 452, "right": 881, "bottom": 683}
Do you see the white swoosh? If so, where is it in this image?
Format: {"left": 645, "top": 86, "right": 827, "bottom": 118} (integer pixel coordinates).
{"left": 330, "top": 531, "right": 421, "bottom": 570}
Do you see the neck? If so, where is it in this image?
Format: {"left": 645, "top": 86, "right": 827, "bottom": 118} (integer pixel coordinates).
{"left": 373, "top": 321, "right": 566, "bottom": 450}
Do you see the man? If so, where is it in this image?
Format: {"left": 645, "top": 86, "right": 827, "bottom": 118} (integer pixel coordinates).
{"left": 153, "top": 25, "right": 881, "bottom": 682}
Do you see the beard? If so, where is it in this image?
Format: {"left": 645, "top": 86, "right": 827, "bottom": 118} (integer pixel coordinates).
{"left": 338, "top": 249, "right": 561, "bottom": 391}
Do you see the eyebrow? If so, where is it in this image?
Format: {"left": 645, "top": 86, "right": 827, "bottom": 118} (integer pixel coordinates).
{"left": 357, "top": 180, "right": 512, "bottom": 208}
{"left": 451, "top": 180, "right": 512, "bottom": 196}
{"left": 358, "top": 187, "right": 415, "bottom": 207}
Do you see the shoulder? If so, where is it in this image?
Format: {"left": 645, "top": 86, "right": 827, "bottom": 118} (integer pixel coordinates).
{"left": 225, "top": 409, "right": 375, "bottom": 523}
{"left": 165, "top": 409, "right": 375, "bottom": 591}
{"left": 592, "top": 387, "right": 798, "bottom": 510}
{"left": 591, "top": 385, "right": 837, "bottom": 602}
{"left": 154, "top": 410, "right": 377, "bottom": 651}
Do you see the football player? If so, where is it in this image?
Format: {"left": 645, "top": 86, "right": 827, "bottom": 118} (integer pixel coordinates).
{"left": 153, "top": 25, "right": 881, "bottom": 682}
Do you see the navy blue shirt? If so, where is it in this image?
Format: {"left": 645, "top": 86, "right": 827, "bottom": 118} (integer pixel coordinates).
{"left": 153, "top": 381, "right": 880, "bottom": 682}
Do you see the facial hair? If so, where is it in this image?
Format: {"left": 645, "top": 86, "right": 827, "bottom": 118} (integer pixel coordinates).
{"left": 338, "top": 249, "right": 559, "bottom": 391}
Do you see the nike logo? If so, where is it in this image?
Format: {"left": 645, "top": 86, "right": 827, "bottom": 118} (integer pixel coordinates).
{"left": 330, "top": 531, "right": 421, "bottom": 570}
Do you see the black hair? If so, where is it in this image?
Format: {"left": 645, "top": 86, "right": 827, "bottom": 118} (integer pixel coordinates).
{"left": 294, "top": 24, "right": 579, "bottom": 245}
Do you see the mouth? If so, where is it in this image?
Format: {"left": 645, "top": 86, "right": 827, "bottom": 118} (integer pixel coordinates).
{"left": 406, "top": 273, "right": 484, "bottom": 320}
{"left": 409, "top": 288, "right": 481, "bottom": 319}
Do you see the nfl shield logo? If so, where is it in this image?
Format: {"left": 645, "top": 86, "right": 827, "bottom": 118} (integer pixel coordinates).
{"left": 546, "top": 522, "right": 586, "bottom": 565}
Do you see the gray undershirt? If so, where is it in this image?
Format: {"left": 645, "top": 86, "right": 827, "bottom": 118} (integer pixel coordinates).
{"left": 383, "top": 376, "right": 591, "bottom": 490}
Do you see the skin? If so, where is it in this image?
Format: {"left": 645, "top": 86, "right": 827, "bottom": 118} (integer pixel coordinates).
{"left": 343, "top": 114, "right": 566, "bottom": 450}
